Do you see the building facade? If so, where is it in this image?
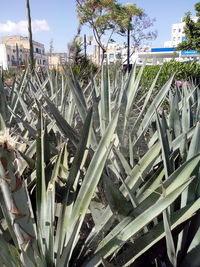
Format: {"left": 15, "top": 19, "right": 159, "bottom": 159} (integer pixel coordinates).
{"left": 164, "top": 17, "right": 198, "bottom": 48}
{"left": 92, "top": 42, "right": 149, "bottom": 65}
{"left": 46, "top": 52, "right": 68, "bottom": 68}
{"left": 91, "top": 17, "right": 200, "bottom": 67}
{"left": 0, "top": 35, "right": 46, "bottom": 69}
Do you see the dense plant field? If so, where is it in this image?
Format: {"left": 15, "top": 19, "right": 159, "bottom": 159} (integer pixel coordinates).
{"left": 0, "top": 64, "right": 200, "bottom": 267}
{"left": 139, "top": 60, "right": 200, "bottom": 89}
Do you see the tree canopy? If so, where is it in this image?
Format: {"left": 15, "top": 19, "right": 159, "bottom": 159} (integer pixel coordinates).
{"left": 177, "top": 2, "right": 200, "bottom": 52}
{"left": 75, "top": 0, "right": 142, "bottom": 53}
{"left": 131, "top": 11, "right": 157, "bottom": 49}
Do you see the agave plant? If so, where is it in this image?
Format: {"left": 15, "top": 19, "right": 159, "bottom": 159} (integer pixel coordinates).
{"left": 0, "top": 63, "right": 200, "bottom": 267}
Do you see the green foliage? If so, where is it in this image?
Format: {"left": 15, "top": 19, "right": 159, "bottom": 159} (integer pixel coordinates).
{"left": 76, "top": 0, "right": 141, "bottom": 52}
{"left": 177, "top": 2, "right": 200, "bottom": 52}
{"left": 3, "top": 68, "right": 20, "bottom": 81}
{"left": 67, "top": 41, "right": 98, "bottom": 83}
{"left": 1, "top": 63, "right": 200, "bottom": 267}
{"left": 138, "top": 60, "right": 200, "bottom": 89}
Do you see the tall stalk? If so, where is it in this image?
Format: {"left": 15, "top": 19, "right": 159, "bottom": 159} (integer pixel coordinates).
{"left": 26, "top": 0, "right": 34, "bottom": 72}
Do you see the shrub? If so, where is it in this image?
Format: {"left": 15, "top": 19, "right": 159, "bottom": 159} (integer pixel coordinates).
{"left": 139, "top": 60, "right": 200, "bottom": 89}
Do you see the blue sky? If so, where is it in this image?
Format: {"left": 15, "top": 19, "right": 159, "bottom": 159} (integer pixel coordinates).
{"left": 0, "top": 0, "right": 197, "bottom": 52}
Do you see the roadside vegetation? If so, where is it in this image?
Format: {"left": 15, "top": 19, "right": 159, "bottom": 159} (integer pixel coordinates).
{"left": 138, "top": 60, "right": 200, "bottom": 89}
{"left": 1, "top": 62, "right": 200, "bottom": 267}
{"left": 1, "top": 0, "right": 200, "bottom": 267}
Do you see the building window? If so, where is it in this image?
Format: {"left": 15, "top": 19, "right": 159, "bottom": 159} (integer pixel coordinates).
{"left": 109, "top": 54, "right": 114, "bottom": 59}
{"left": 116, "top": 53, "right": 121, "bottom": 59}
{"left": 179, "top": 29, "right": 181, "bottom": 32}
{"left": 36, "top": 48, "right": 41, "bottom": 53}
{"left": 173, "top": 29, "right": 176, "bottom": 33}
{"left": 173, "top": 37, "right": 176, "bottom": 41}
{"left": 7, "top": 55, "right": 10, "bottom": 61}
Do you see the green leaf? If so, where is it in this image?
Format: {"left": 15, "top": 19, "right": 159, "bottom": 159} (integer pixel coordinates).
{"left": 100, "top": 64, "right": 111, "bottom": 134}
{"left": 121, "top": 142, "right": 160, "bottom": 195}
{"left": 163, "top": 209, "right": 177, "bottom": 267}
{"left": 59, "top": 112, "right": 118, "bottom": 265}
{"left": 133, "top": 67, "right": 161, "bottom": 130}
{"left": 55, "top": 108, "right": 93, "bottom": 259}
{"left": 0, "top": 75, "right": 7, "bottom": 122}
{"left": 87, "top": 178, "right": 193, "bottom": 266}
{"left": 135, "top": 74, "right": 174, "bottom": 146}
{"left": 0, "top": 238, "right": 22, "bottom": 267}
{"left": 156, "top": 112, "right": 173, "bottom": 179}
{"left": 103, "top": 174, "right": 132, "bottom": 218}
{"left": 118, "top": 199, "right": 200, "bottom": 266}
{"left": 43, "top": 94, "right": 79, "bottom": 146}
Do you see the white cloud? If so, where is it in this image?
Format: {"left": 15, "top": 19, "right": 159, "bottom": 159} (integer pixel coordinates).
{"left": 0, "top": 19, "right": 50, "bottom": 35}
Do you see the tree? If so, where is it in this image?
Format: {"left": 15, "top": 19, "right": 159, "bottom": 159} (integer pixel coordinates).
{"left": 177, "top": 2, "right": 200, "bottom": 52}
{"left": 68, "top": 23, "right": 82, "bottom": 63}
{"left": 67, "top": 36, "right": 98, "bottom": 82}
{"left": 123, "top": 11, "right": 157, "bottom": 69}
{"left": 75, "top": 0, "right": 142, "bottom": 60}
{"left": 131, "top": 11, "right": 157, "bottom": 50}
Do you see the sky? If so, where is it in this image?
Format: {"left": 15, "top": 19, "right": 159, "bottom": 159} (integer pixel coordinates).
{"left": 0, "top": 0, "right": 197, "bottom": 53}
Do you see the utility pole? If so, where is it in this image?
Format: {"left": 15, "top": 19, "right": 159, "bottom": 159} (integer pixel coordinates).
{"left": 127, "top": 27, "right": 130, "bottom": 71}
{"left": 84, "top": 34, "right": 87, "bottom": 58}
{"left": 127, "top": 16, "right": 132, "bottom": 72}
{"left": 82, "top": 35, "right": 92, "bottom": 58}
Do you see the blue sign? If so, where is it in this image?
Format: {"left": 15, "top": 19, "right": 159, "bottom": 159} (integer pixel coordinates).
{"left": 180, "top": 37, "right": 199, "bottom": 55}
{"left": 151, "top": 47, "right": 175, "bottom": 52}
{"left": 181, "top": 50, "right": 199, "bottom": 55}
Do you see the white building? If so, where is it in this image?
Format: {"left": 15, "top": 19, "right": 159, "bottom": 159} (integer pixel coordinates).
{"left": 0, "top": 44, "right": 9, "bottom": 70}
{"left": 164, "top": 17, "right": 198, "bottom": 48}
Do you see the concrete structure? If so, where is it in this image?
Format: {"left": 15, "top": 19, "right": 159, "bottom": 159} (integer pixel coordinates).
{"left": 46, "top": 52, "right": 68, "bottom": 68}
{"left": 136, "top": 47, "right": 200, "bottom": 66}
{"left": 136, "top": 48, "right": 180, "bottom": 65}
{"left": 0, "top": 35, "right": 46, "bottom": 69}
